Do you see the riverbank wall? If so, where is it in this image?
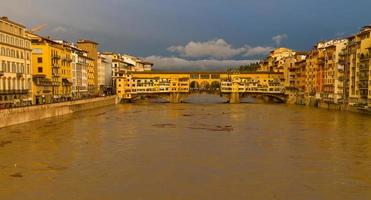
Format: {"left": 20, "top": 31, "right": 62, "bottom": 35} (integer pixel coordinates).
{"left": 0, "top": 96, "right": 116, "bottom": 128}
{"left": 289, "top": 96, "right": 371, "bottom": 115}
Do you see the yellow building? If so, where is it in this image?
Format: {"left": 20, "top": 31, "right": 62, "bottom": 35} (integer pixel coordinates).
{"left": 305, "top": 48, "right": 320, "bottom": 97}
{"left": 259, "top": 48, "right": 296, "bottom": 72}
{"left": 0, "top": 16, "right": 32, "bottom": 107}
{"left": 317, "top": 39, "right": 347, "bottom": 104}
{"left": 28, "top": 34, "right": 73, "bottom": 104}
{"left": 345, "top": 26, "right": 371, "bottom": 106}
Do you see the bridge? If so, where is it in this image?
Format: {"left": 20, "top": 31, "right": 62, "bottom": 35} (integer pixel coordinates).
{"left": 116, "top": 71, "right": 287, "bottom": 103}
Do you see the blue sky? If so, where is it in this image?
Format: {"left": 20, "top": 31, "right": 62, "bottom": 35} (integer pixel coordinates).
{"left": 1, "top": 0, "right": 371, "bottom": 70}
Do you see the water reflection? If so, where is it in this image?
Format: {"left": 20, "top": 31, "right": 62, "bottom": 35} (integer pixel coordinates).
{"left": 0, "top": 102, "right": 371, "bottom": 199}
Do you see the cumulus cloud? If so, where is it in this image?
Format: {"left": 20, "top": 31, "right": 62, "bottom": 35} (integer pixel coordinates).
{"left": 144, "top": 56, "right": 259, "bottom": 71}
{"left": 168, "top": 39, "right": 272, "bottom": 59}
{"left": 167, "top": 39, "right": 246, "bottom": 59}
{"left": 52, "top": 26, "right": 67, "bottom": 33}
{"left": 272, "top": 34, "right": 288, "bottom": 46}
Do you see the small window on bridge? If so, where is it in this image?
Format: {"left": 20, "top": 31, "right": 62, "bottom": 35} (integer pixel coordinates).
{"left": 190, "top": 74, "right": 199, "bottom": 79}
{"left": 200, "top": 74, "right": 210, "bottom": 79}
{"left": 211, "top": 74, "right": 220, "bottom": 79}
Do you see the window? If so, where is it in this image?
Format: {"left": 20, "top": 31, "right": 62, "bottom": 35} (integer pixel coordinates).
{"left": 37, "top": 57, "right": 43, "bottom": 63}
{"left": 38, "top": 67, "right": 43, "bottom": 73}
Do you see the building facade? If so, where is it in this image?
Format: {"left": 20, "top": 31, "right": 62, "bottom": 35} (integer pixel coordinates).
{"left": 77, "top": 40, "right": 99, "bottom": 95}
{"left": 0, "top": 17, "right": 32, "bottom": 107}
{"left": 97, "top": 53, "right": 112, "bottom": 95}
{"left": 29, "top": 34, "right": 73, "bottom": 104}
{"left": 345, "top": 26, "right": 371, "bottom": 106}
{"left": 71, "top": 46, "right": 89, "bottom": 98}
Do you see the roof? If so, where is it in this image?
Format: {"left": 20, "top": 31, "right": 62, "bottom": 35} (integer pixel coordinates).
{"left": 0, "top": 16, "right": 26, "bottom": 28}
{"left": 77, "top": 39, "right": 99, "bottom": 45}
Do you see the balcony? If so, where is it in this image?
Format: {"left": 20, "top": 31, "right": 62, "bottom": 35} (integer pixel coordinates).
{"left": 359, "top": 54, "right": 369, "bottom": 62}
{"left": 359, "top": 76, "right": 369, "bottom": 81}
{"left": 52, "top": 81, "right": 60, "bottom": 86}
{"left": 63, "top": 57, "right": 73, "bottom": 62}
{"left": 359, "top": 64, "right": 369, "bottom": 71}
{"left": 52, "top": 55, "right": 61, "bottom": 60}
{"left": 52, "top": 73, "right": 60, "bottom": 77}
{"left": 52, "top": 64, "right": 60, "bottom": 68}
{"left": 16, "top": 72, "right": 23, "bottom": 78}
{"left": 0, "top": 71, "right": 4, "bottom": 77}
{"left": 0, "top": 89, "right": 29, "bottom": 95}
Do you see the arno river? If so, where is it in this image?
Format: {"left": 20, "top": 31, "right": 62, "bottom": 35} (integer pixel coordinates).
{"left": 1, "top": 96, "right": 371, "bottom": 200}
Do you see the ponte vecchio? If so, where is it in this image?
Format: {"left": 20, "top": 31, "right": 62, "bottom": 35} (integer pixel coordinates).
{"left": 115, "top": 71, "right": 287, "bottom": 103}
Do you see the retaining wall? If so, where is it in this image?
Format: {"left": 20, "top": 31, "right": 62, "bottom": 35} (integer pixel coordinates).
{"left": 0, "top": 96, "right": 116, "bottom": 128}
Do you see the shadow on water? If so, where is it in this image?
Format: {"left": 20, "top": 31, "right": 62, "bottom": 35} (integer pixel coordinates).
{"left": 130, "top": 94, "right": 282, "bottom": 104}
{"left": 182, "top": 94, "right": 227, "bottom": 104}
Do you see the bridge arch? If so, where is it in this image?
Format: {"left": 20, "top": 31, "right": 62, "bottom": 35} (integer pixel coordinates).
{"left": 190, "top": 81, "right": 200, "bottom": 90}
{"left": 210, "top": 81, "right": 221, "bottom": 91}
{"left": 200, "top": 81, "right": 210, "bottom": 90}
{"left": 181, "top": 93, "right": 229, "bottom": 103}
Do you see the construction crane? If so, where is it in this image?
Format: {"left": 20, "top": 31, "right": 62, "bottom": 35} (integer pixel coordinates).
{"left": 30, "top": 24, "right": 48, "bottom": 33}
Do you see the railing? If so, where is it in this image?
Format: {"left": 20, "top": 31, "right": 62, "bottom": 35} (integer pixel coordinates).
{"left": 0, "top": 71, "right": 4, "bottom": 76}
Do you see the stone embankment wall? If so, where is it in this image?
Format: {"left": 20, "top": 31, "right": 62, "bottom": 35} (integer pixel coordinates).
{"left": 0, "top": 96, "right": 116, "bottom": 128}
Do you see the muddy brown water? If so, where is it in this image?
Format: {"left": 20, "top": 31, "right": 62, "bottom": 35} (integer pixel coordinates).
{"left": 0, "top": 100, "right": 371, "bottom": 199}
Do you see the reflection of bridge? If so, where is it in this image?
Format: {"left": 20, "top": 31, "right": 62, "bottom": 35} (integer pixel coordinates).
{"left": 116, "top": 71, "right": 286, "bottom": 103}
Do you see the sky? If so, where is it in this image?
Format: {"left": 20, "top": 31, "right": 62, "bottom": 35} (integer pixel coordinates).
{"left": 1, "top": 0, "right": 371, "bottom": 70}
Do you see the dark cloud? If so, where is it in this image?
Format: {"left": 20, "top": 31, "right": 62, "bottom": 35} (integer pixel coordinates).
{"left": 1, "top": 0, "right": 371, "bottom": 70}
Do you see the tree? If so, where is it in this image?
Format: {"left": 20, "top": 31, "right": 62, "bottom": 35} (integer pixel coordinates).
{"left": 239, "top": 62, "right": 260, "bottom": 72}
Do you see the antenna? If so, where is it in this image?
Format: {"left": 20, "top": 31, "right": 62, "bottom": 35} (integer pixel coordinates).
{"left": 30, "top": 24, "right": 48, "bottom": 33}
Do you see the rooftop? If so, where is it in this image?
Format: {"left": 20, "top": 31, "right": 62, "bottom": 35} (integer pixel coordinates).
{"left": 77, "top": 39, "right": 99, "bottom": 45}
{"left": 0, "top": 16, "right": 26, "bottom": 28}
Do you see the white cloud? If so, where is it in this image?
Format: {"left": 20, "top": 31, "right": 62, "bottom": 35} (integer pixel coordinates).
{"left": 168, "top": 39, "right": 272, "bottom": 59}
{"left": 244, "top": 46, "right": 274, "bottom": 56}
{"left": 144, "top": 56, "right": 259, "bottom": 71}
{"left": 272, "top": 34, "right": 288, "bottom": 46}
{"left": 52, "top": 26, "right": 67, "bottom": 33}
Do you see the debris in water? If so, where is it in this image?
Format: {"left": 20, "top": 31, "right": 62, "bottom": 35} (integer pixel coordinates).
{"left": 152, "top": 124, "right": 176, "bottom": 128}
{"left": 0, "top": 141, "right": 12, "bottom": 147}
{"left": 10, "top": 173, "right": 23, "bottom": 178}
{"left": 188, "top": 125, "right": 234, "bottom": 132}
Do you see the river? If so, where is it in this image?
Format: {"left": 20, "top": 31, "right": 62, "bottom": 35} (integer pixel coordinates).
{"left": 0, "top": 97, "right": 371, "bottom": 200}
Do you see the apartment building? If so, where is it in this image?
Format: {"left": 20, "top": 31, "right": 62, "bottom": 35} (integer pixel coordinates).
{"left": 29, "top": 34, "right": 73, "bottom": 104}
{"left": 77, "top": 40, "right": 99, "bottom": 95}
{"left": 0, "top": 17, "right": 32, "bottom": 107}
